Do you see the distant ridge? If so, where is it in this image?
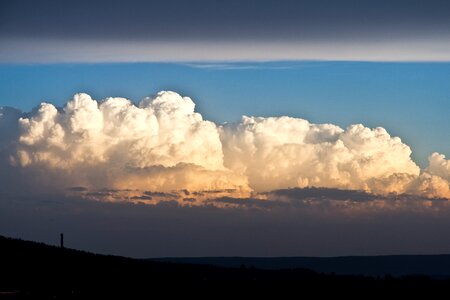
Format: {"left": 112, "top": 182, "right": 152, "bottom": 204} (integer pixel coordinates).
{"left": 153, "top": 255, "right": 450, "bottom": 278}
{"left": 2, "top": 235, "right": 450, "bottom": 297}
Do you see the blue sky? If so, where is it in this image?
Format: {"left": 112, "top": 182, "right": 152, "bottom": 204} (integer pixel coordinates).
{"left": 0, "top": 61, "right": 448, "bottom": 167}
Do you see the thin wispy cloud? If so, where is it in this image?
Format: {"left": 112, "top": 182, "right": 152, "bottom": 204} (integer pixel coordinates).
{"left": 183, "top": 62, "right": 318, "bottom": 71}
{"left": 2, "top": 39, "right": 450, "bottom": 63}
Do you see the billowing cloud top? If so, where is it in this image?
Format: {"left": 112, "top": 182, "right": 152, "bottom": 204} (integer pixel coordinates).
{"left": 1, "top": 91, "right": 449, "bottom": 203}
{"left": 16, "top": 92, "right": 223, "bottom": 170}
{"left": 221, "top": 116, "right": 420, "bottom": 193}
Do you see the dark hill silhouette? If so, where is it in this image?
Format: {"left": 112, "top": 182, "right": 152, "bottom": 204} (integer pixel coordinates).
{"left": 153, "top": 255, "right": 450, "bottom": 277}
{"left": 1, "top": 235, "right": 449, "bottom": 298}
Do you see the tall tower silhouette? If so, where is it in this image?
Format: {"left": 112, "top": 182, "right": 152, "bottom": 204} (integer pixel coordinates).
{"left": 60, "top": 233, "right": 64, "bottom": 249}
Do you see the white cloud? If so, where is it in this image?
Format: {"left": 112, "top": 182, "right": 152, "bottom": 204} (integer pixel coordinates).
{"left": 15, "top": 92, "right": 223, "bottom": 169}
{"left": 1, "top": 91, "right": 449, "bottom": 200}
{"left": 10, "top": 91, "right": 249, "bottom": 192}
{"left": 427, "top": 152, "right": 450, "bottom": 181}
{"left": 221, "top": 116, "right": 422, "bottom": 194}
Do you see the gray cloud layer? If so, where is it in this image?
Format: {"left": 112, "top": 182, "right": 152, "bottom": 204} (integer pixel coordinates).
{"left": 3, "top": 39, "right": 450, "bottom": 63}
{"left": 2, "top": 191, "right": 450, "bottom": 257}
{"left": 1, "top": 0, "right": 450, "bottom": 62}
{"left": 2, "top": 0, "right": 450, "bottom": 41}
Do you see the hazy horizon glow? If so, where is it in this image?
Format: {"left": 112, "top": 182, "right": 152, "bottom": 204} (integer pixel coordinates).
{"left": 3, "top": 38, "right": 450, "bottom": 63}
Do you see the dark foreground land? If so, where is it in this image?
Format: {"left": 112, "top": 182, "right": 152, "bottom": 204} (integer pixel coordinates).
{"left": 154, "top": 255, "right": 450, "bottom": 277}
{"left": 1, "top": 236, "right": 450, "bottom": 298}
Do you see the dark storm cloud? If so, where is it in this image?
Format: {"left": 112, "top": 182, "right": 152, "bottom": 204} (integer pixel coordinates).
{"left": 1, "top": 0, "right": 450, "bottom": 42}
{"left": 205, "top": 188, "right": 447, "bottom": 211}
{"left": 268, "top": 187, "right": 378, "bottom": 202}
{"left": 143, "top": 191, "right": 178, "bottom": 199}
{"left": 208, "top": 196, "right": 281, "bottom": 209}
{"left": 131, "top": 195, "right": 153, "bottom": 200}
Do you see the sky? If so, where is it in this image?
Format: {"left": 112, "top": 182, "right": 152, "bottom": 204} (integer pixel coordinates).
{"left": 0, "top": 0, "right": 450, "bottom": 257}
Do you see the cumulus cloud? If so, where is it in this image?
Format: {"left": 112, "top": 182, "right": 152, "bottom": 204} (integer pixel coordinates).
{"left": 427, "top": 153, "right": 450, "bottom": 181}
{"left": 0, "top": 91, "right": 449, "bottom": 202}
{"left": 15, "top": 92, "right": 222, "bottom": 169}
{"left": 3, "top": 91, "right": 450, "bottom": 258}
{"left": 221, "top": 116, "right": 422, "bottom": 193}
{"left": 9, "top": 92, "right": 249, "bottom": 193}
